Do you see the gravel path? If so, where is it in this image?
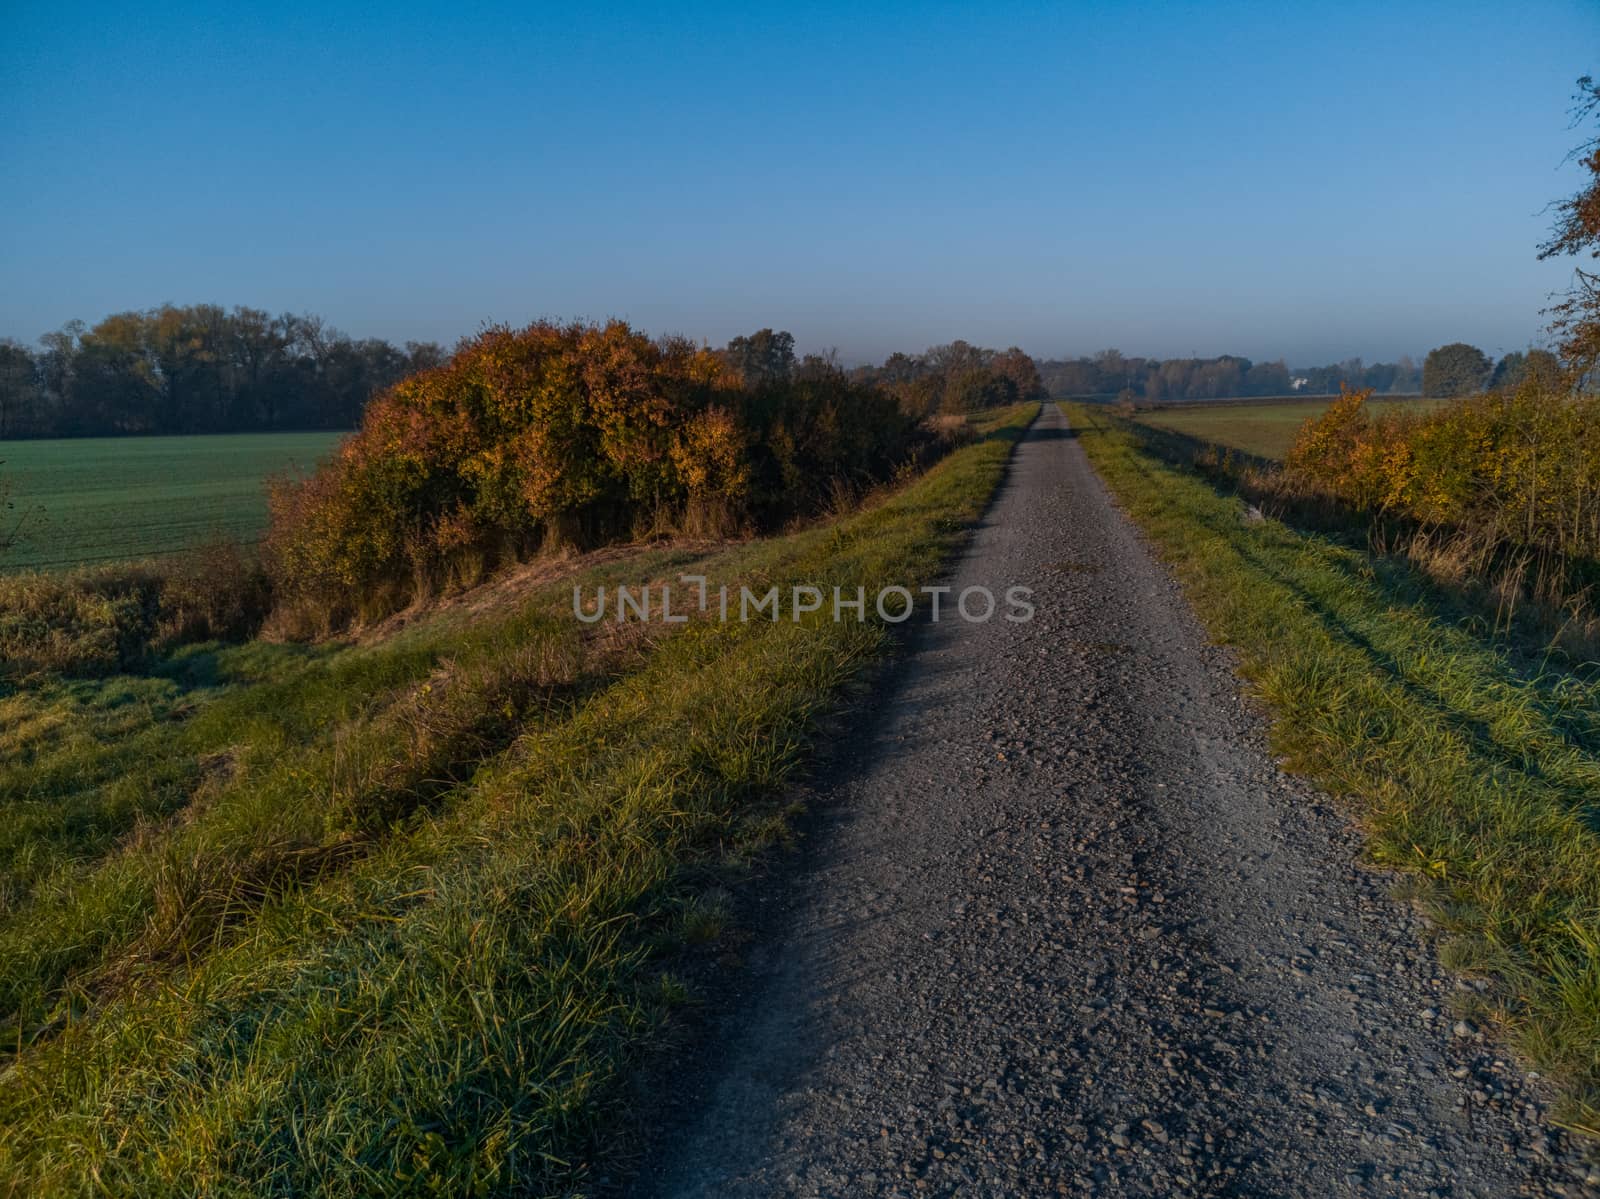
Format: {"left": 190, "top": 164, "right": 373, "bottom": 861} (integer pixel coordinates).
{"left": 632, "top": 405, "right": 1594, "bottom": 1197}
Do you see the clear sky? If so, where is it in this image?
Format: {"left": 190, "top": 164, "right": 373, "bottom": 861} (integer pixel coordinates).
{"left": 3, "top": 1, "right": 1595, "bottom": 366}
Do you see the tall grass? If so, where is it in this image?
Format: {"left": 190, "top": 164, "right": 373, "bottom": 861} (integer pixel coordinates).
{"left": 1069, "top": 402, "right": 1600, "bottom": 1133}
{"left": 0, "top": 406, "right": 1035, "bottom": 1196}
{"left": 0, "top": 542, "right": 271, "bottom": 679}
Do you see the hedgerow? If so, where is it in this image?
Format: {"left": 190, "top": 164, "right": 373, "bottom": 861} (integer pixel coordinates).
{"left": 1283, "top": 381, "right": 1600, "bottom": 618}
{"left": 264, "top": 321, "right": 923, "bottom": 631}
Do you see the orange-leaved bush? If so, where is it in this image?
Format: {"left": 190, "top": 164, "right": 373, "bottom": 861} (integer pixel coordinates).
{"left": 265, "top": 320, "right": 921, "bottom": 630}
{"left": 1284, "top": 386, "right": 1424, "bottom": 513}
{"left": 1284, "top": 380, "right": 1600, "bottom": 607}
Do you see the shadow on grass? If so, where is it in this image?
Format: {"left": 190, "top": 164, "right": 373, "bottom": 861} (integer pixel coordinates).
{"left": 1111, "top": 426, "right": 1600, "bottom": 826}
{"left": 1124, "top": 417, "right": 1600, "bottom": 650}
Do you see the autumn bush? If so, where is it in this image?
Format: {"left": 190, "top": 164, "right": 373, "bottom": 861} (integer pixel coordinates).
{"left": 264, "top": 320, "right": 922, "bottom": 630}
{"left": 1283, "top": 381, "right": 1600, "bottom": 618}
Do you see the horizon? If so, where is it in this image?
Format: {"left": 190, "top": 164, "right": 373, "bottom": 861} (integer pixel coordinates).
{"left": 4, "top": 295, "right": 1457, "bottom": 372}
{"left": 4, "top": 1, "right": 1595, "bottom": 364}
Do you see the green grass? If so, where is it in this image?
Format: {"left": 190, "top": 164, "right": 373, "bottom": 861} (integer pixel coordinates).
{"left": 1134, "top": 397, "right": 1447, "bottom": 461}
{"left": 1067, "top": 402, "right": 1600, "bottom": 1132}
{"left": 0, "top": 432, "right": 345, "bottom": 571}
{"left": 0, "top": 404, "right": 1036, "bottom": 1196}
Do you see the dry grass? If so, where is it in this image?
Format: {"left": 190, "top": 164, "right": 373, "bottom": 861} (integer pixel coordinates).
{"left": 0, "top": 541, "right": 271, "bottom": 679}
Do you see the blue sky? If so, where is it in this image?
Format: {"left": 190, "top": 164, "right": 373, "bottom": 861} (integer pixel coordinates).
{"left": 3, "top": 1, "right": 1595, "bottom": 365}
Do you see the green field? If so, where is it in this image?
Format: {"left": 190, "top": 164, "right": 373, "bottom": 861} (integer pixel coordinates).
{"left": 1135, "top": 397, "right": 1447, "bottom": 460}
{"left": 1, "top": 432, "right": 346, "bottom": 572}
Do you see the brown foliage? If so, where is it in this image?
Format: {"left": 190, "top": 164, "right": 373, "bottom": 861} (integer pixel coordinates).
{"left": 264, "top": 320, "right": 923, "bottom": 630}
{"left": 1281, "top": 382, "right": 1600, "bottom": 623}
{"left": 1540, "top": 76, "right": 1600, "bottom": 375}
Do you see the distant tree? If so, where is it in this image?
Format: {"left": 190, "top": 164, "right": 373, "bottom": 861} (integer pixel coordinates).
{"left": 5, "top": 305, "right": 432, "bottom": 438}
{"left": 1526, "top": 347, "right": 1563, "bottom": 386}
{"left": 150, "top": 302, "right": 227, "bottom": 431}
{"left": 1490, "top": 348, "right": 1562, "bottom": 390}
{"left": 877, "top": 351, "right": 922, "bottom": 386}
{"left": 1538, "top": 75, "right": 1600, "bottom": 376}
{"left": 1244, "top": 359, "right": 1291, "bottom": 395}
{"left": 75, "top": 312, "right": 164, "bottom": 432}
{"left": 1197, "top": 356, "right": 1246, "bottom": 398}
{"left": 1491, "top": 351, "right": 1528, "bottom": 390}
{"left": 925, "top": 340, "right": 988, "bottom": 380}
{"left": 1422, "top": 343, "right": 1493, "bottom": 396}
{"left": 794, "top": 348, "right": 845, "bottom": 383}
{"left": 404, "top": 340, "right": 446, "bottom": 373}
{"left": 1093, "top": 348, "right": 1133, "bottom": 392}
{"left": 989, "top": 347, "right": 1047, "bottom": 401}
{"left": 941, "top": 367, "right": 1015, "bottom": 414}
{"left": 1037, "top": 357, "right": 1102, "bottom": 396}
{"left": 230, "top": 306, "right": 287, "bottom": 427}
{"left": 1041, "top": 351, "right": 1427, "bottom": 402}
{"left": 1297, "top": 364, "right": 1340, "bottom": 393}
{"left": 1362, "top": 361, "right": 1399, "bottom": 392}
{"left": 721, "top": 329, "right": 796, "bottom": 387}
{"left": 0, "top": 341, "right": 40, "bottom": 438}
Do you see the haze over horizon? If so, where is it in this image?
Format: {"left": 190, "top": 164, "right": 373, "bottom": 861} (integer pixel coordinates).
{"left": 4, "top": 0, "right": 1595, "bottom": 366}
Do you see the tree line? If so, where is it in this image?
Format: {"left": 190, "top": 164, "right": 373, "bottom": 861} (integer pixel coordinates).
{"left": 0, "top": 305, "right": 445, "bottom": 439}
{"left": 717, "top": 330, "right": 1049, "bottom": 414}
{"left": 0, "top": 299, "right": 1562, "bottom": 437}
{"left": 0, "top": 313, "right": 1047, "bottom": 441}
{"left": 1035, "top": 345, "right": 1564, "bottom": 404}
{"left": 1038, "top": 351, "right": 1304, "bottom": 401}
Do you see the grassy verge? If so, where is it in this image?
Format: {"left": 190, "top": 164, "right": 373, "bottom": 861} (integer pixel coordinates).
{"left": 0, "top": 404, "right": 1035, "bottom": 1196}
{"left": 1066, "top": 402, "right": 1600, "bottom": 1131}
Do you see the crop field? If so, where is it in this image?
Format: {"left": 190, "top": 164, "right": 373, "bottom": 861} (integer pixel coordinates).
{"left": 1134, "top": 397, "right": 1447, "bottom": 460}
{"left": 0, "top": 432, "right": 346, "bottom": 571}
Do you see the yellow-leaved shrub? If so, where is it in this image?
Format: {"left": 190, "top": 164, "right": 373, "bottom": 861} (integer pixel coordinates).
{"left": 1284, "top": 381, "right": 1600, "bottom": 609}
{"left": 265, "top": 321, "right": 922, "bottom": 631}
